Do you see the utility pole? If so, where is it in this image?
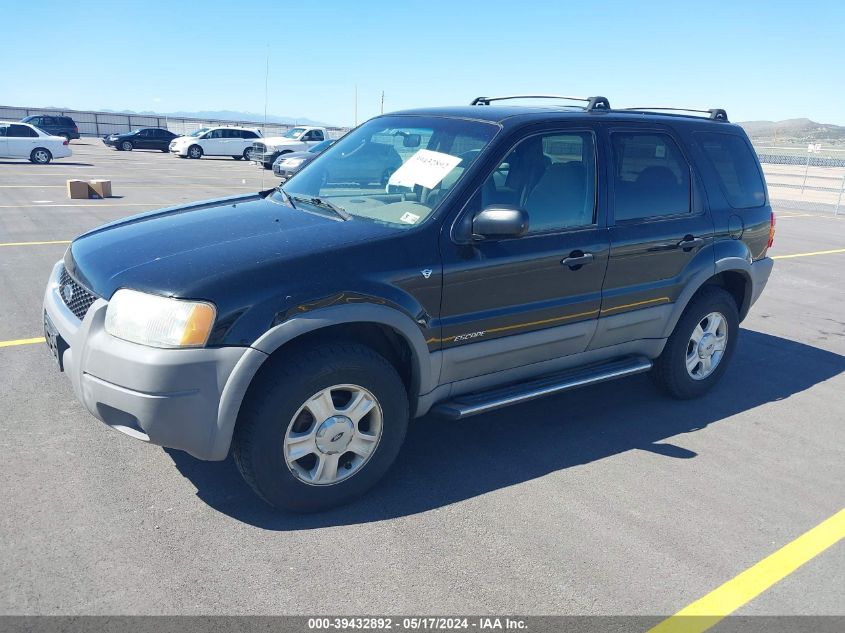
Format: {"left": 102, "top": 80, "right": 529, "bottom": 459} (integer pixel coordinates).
{"left": 380, "top": 91, "right": 384, "bottom": 115}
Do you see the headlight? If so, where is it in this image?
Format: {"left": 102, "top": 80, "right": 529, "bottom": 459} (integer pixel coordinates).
{"left": 105, "top": 289, "right": 216, "bottom": 348}
{"left": 281, "top": 158, "right": 305, "bottom": 168}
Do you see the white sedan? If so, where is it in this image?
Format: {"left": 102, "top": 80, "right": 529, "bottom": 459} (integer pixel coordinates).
{"left": 0, "top": 121, "right": 72, "bottom": 164}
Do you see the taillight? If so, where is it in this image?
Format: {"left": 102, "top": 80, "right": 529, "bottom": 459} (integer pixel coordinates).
{"left": 768, "top": 212, "right": 776, "bottom": 248}
{"left": 63, "top": 140, "right": 69, "bottom": 146}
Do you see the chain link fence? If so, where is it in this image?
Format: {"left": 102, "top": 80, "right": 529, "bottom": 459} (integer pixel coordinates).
{"left": 751, "top": 144, "right": 845, "bottom": 215}
{"left": 0, "top": 105, "right": 349, "bottom": 140}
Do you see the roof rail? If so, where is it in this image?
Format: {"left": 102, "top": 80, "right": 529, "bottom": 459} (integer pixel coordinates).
{"left": 470, "top": 95, "right": 611, "bottom": 111}
{"left": 620, "top": 107, "right": 729, "bottom": 122}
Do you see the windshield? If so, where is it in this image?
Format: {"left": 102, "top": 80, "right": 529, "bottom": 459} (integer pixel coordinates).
{"left": 283, "top": 127, "right": 307, "bottom": 139}
{"left": 276, "top": 116, "right": 498, "bottom": 228}
{"left": 189, "top": 128, "right": 209, "bottom": 137}
{"left": 309, "top": 139, "right": 333, "bottom": 153}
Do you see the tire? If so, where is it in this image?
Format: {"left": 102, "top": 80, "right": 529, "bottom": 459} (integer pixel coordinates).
{"left": 232, "top": 156, "right": 243, "bottom": 160}
{"left": 121, "top": 140, "right": 133, "bottom": 151}
{"left": 243, "top": 147, "right": 256, "bottom": 161}
{"left": 160, "top": 148, "right": 168, "bottom": 153}
{"left": 30, "top": 148, "right": 52, "bottom": 164}
{"left": 233, "top": 341, "right": 409, "bottom": 512}
{"left": 651, "top": 286, "right": 739, "bottom": 399}
{"left": 187, "top": 144, "right": 203, "bottom": 159}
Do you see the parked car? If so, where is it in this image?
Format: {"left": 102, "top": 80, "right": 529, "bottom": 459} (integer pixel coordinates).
{"left": 103, "top": 128, "right": 177, "bottom": 152}
{"left": 169, "top": 126, "right": 262, "bottom": 159}
{"left": 272, "top": 139, "right": 335, "bottom": 180}
{"left": 0, "top": 121, "right": 71, "bottom": 164}
{"left": 320, "top": 137, "right": 403, "bottom": 186}
{"left": 253, "top": 126, "right": 328, "bottom": 169}
{"left": 43, "top": 95, "right": 774, "bottom": 512}
{"left": 21, "top": 115, "right": 79, "bottom": 141}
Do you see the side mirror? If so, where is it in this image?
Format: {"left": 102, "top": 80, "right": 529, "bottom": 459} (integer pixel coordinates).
{"left": 471, "top": 206, "right": 529, "bottom": 240}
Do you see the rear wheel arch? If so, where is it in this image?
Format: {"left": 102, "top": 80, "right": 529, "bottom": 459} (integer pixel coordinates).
{"left": 661, "top": 260, "right": 753, "bottom": 340}
{"left": 705, "top": 269, "right": 752, "bottom": 321}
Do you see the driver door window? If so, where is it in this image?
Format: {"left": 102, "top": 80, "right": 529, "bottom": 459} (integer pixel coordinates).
{"left": 481, "top": 132, "right": 597, "bottom": 233}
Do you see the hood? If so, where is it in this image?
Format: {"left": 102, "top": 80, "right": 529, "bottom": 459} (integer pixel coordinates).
{"left": 262, "top": 136, "right": 305, "bottom": 147}
{"left": 274, "top": 150, "right": 313, "bottom": 162}
{"left": 67, "top": 192, "right": 395, "bottom": 303}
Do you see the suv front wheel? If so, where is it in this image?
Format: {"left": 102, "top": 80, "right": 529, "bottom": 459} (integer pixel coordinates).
{"left": 651, "top": 286, "right": 739, "bottom": 399}
{"left": 233, "top": 341, "right": 409, "bottom": 511}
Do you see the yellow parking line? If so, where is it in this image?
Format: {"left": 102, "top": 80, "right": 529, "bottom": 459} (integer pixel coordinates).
{"left": 0, "top": 337, "right": 45, "bottom": 348}
{"left": 0, "top": 240, "right": 71, "bottom": 247}
{"left": 648, "top": 507, "right": 845, "bottom": 633}
{"left": 772, "top": 248, "right": 845, "bottom": 260}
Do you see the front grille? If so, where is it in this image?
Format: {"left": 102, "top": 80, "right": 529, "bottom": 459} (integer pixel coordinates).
{"left": 252, "top": 142, "right": 269, "bottom": 162}
{"left": 59, "top": 267, "right": 99, "bottom": 321}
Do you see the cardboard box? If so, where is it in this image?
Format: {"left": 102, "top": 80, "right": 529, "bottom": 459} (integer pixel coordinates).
{"left": 66, "top": 180, "right": 90, "bottom": 199}
{"left": 88, "top": 180, "right": 112, "bottom": 198}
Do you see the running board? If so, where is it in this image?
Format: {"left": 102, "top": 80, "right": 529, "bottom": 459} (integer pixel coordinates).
{"left": 431, "top": 356, "right": 653, "bottom": 420}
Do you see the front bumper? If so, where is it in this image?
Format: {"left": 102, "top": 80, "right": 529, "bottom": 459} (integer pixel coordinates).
{"left": 169, "top": 145, "right": 188, "bottom": 156}
{"left": 272, "top": 164, "right": 297, "bottom": 180}
{"left": 42, "top": 261, "right": 262, "bottom": 460}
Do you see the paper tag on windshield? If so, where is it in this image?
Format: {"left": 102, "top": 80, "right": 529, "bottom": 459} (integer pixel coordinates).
{"left": 388, "top": 149, "right": 462, "bottom": 189}
{"left": 400, "top": 211, "right": 420, "bottom": 224}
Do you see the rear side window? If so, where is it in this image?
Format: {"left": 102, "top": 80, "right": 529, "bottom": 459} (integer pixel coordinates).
{"left": 611, "top": 132, "right": 691, "bottom": 221}
{"left": 8, "top": 124, "right": 37, "bottom": 137}
{"left": 695, "top": 132, "right": 765, "bottom": 208}
{"left": 242, "top": 130, "right": 258, "bottom": 139}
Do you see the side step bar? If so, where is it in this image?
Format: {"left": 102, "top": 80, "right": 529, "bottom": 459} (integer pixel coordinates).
{"left": 431, "top": 356, "right": 653, "bottom": 420}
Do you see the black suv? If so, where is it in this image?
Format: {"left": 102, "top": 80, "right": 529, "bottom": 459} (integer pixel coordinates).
{"left": 43, "top": 95, "right": 774, "bottom": 511}
{"left": 21, "top": 115, "right": 79, "bottom": 140}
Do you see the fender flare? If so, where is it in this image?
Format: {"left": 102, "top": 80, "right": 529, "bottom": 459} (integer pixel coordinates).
{"left": 208, "top": 304, "right": 434, "bottom": 460}
{"left": 659, "top": 257, "right": 753, "bottom": 339}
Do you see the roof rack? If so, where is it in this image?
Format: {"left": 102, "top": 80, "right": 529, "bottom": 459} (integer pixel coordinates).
{"left": 470, "top": 95, "right": 611, "bottom": 111}
{"left": 620, "top": 107, "right": 729, "bottom": 121}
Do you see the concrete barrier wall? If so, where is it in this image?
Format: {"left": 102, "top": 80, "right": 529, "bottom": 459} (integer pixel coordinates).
{"left": 0, "top": 105, "right": 349, "bottom": 139}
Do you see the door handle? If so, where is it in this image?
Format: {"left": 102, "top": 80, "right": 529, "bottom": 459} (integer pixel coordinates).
{"left": 677, "top": 236, "right": 705, "bottom": 250}
{"left": 561, "top": 252, "right": 594, "bottom": 269}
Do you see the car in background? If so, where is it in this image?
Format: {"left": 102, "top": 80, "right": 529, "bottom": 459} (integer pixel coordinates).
{"left": 252, "top": 126, "right": 328, "bottom": 169}
{"left": 103, "top": 128, "right": 177, "bottom": 152}
{"left": 21, "top": 115, "right": 79, "bottom": 141}
{"left": 272, "top": 139, "right": 335, "bottom": 181}
{"left": 0, "top": 121, "right": 71, "bottom": 164}
{"left": 318, "top": 137, "right": 404, "bottom": 187}
{"left": 169, "top": 126, "right": 262, "bottom": 160}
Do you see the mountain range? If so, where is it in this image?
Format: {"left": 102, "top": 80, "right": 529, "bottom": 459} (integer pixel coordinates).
{"left": 737, "top": 118, "right": 845, "bottom": 144}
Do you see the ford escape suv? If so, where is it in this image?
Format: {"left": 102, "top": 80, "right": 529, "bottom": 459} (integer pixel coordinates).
{"left": 43, "top": 95, "right": 774, "bottom": 511}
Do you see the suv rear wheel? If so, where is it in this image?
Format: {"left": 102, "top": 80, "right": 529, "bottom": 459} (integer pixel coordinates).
{"left": 233, "top": 341, "right": 409, "bottom": 511}
{"left": 651, "top": 286, "right": 739, "bottom": 399}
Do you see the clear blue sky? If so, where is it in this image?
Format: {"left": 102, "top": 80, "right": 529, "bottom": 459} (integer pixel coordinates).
{"left": 3, "top": 0, "right": 843, "bottom": 127}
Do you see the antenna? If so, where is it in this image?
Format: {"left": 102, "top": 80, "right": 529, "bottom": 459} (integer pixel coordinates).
{"left": 261, "top": 45, "right": 270, "bottom": 190}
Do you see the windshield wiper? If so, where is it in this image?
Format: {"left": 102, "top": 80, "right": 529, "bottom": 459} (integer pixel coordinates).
{"left": 291, "top": 194, "right": 351, "bottom": 221}
{"left": 276, "top": 186, "right": 297, "bottom": 209}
